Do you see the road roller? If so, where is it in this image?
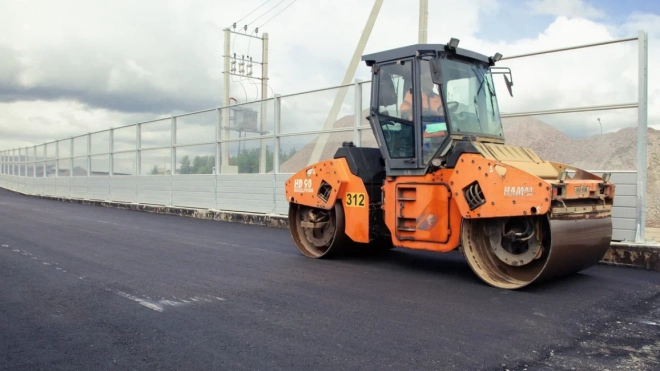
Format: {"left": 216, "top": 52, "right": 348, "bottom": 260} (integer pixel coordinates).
{"left": 284, "top": 39, "right": 615, "bottom": 289}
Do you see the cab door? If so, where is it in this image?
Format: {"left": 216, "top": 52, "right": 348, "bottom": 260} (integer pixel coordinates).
{"left": 369, "top": 59, "right": 421, "bottom": 172}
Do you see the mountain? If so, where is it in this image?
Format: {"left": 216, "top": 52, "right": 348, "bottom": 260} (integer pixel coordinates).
{"left": 503, "top": 117, "right": 660, "bottom": 227}
{"left": 279, "top": 113, "right": 660, "bottom": 226}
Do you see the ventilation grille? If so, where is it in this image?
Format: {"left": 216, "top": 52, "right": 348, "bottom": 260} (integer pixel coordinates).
{"left": 463, "top": 181, "right": 486, "bottom": 211}
{"left": 317, "top": 180, "right": 332, "bottom": 202}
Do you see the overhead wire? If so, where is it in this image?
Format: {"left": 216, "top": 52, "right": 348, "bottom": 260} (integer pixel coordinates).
{"left": 244, "top": 0, "right": 288, "bottom": 26}
{"left": 245, "top": 77, "right": 276, "bottom": 100}
{"left": 228, "top": 0, "right": 295, "bottom": 103}
{"left": 246, "top": 77, "right": 260, "bottom": 101}
{"left": 258, "top": 0, "right": 299, "bottom": 28}
{"left": 233, "top": 0, "right": 273, "bottom": 25}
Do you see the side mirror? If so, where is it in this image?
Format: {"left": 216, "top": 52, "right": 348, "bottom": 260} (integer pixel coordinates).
{"left": 490, "top": 67, "right": 514, "bottom": 97}
{"left": 503, "top": 74, "right": 513, "bottom": 97}
{"left": 430, "top": 58, "right": 443, "bottom": 85}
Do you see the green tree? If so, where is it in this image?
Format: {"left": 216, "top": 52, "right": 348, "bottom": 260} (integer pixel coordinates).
{"left": 234, "top": 148, "right": 261, "bottom": 173}
{"left": 192, "top": 155, "right": 215, "bottom": 174}
{"left": 228, "top": 145, "right": 297, "bottom": 173}
{"left": 179, "top": 155, "right": 192, "bottom": 174}
{"left": 178, "top": 154, "right": 216, "bottom": 174}
{"left": 149, "top": 164, "right": 159, "bottom": 175}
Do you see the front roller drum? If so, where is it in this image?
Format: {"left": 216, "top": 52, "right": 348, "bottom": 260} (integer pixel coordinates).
{"left": 288, "top": 202, "right": 351, "bottom": 258}
{"left": 460, "top": 215, "right": 612, "bottom": 289}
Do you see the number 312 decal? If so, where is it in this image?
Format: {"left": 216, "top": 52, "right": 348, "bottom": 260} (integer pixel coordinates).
{"left": 345, "top": 192, "right": 365, "bottom": 207}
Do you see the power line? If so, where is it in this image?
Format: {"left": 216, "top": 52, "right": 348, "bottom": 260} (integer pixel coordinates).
{"left": 246, "top": 77, "right": 260, "bottom": 101}
{"left": 234, "top": 0, "right": 273, "bottom": 25}
{"left": 258, "top": 0, "right": 299, "bottom": 28}
{"left": 245, "top": 0, "right": 288, "bottom": 26}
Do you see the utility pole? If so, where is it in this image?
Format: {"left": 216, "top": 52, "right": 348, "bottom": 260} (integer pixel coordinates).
{"left": 307, "top": 0, "right": 384, "bottom": 166}
{"left": 419, "top": 0, "right": 428, "bottom": 44}
{"left": 222, "top": 28, "right": 231, "bottom": 173}
{"left": 260, "top": 33, "right": 269, "bottom": 173}
{"left": 221, "top": 26, "right": 270, "bottom": 174}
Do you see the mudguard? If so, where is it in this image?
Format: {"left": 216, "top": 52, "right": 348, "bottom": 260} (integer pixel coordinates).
{"left": 285, "top": 158, "right": 371, "bottom": 243}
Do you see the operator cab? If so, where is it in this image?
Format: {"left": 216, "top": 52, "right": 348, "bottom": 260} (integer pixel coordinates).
{"left": 362, "top": 38, "right": 513, "bottom": 176}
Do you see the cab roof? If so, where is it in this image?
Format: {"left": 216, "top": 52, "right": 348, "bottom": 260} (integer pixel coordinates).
{"left": 361, "top": 43, "right": 493, "bottom": 66}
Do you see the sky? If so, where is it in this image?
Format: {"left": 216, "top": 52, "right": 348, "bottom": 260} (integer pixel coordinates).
{"left": 0, "top": 0, "right": 659, "bottom": 152}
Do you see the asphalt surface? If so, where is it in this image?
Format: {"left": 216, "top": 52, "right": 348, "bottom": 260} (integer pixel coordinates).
{"left": 1, "top": 188, "right": 659, "bottom": 371}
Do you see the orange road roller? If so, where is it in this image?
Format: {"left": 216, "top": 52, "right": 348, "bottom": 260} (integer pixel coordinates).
{"left": 285, "top": 39, "right": 615, "bottom": 289}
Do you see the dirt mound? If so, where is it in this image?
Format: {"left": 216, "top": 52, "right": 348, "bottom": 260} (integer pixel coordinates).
{"left": 502, "top": 117, "right": 644, "bottom": 171}
{"left": 503, "top": 118, "right": 659, "bottom": 226}
{"left": 280, "top": 113, "right": 659, "bottom": 226}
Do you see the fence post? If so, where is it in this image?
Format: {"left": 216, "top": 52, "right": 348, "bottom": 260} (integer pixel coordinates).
{"left": 354, "top": 79, "right": 362, "bottom": 146}
{"left": 108, "top": 129, "right": 114, "bottom": 200}
{"left": 55, "top": 141, "right": 59, "bottom": 185}
{"left": 65, "top": 139, "right": 70, "bottom": 196}
{"left": 30, "top": 147, "right": 34, "bottom": 193}
{"left": 136, "top": 123, "right": 141, "bottom": 203}
{"left": 87, "top": 133, "right": 91, "bottom": 199}
{"left": 33, "top": 146, "right": 36, "bottom": 193}
{"left": 170, "top": 115, "right": 176, "bottom": 207}
{"left": 635, "top": 30, "right": 649, "bottom": 243}
{"left": 272, "top": 95, "right": 281, "bottom": 214}
{"left": 21, "top": 147, "right": 23, "bottom": 190}
{"left": 42, "top": 143, "right": 46, "bottom": 195}
{"left": 215, "top": 108, "right": 221, "bottom": 210}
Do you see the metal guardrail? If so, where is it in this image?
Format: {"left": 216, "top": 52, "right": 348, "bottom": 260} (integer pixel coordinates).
{"left": 0, "top": 32, "right": 650, "bottom": 241}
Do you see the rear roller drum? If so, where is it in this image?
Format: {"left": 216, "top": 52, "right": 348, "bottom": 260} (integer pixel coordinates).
{"left": 461, "top": 215, "right": 611, "bottom": 289}
{"left": 288, "top": 203, "right": 350, "bottom": 258}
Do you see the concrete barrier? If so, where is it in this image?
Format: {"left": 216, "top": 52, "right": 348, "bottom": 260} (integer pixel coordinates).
{"left": 601, "top": 242, "right": 660, "bottom": 271}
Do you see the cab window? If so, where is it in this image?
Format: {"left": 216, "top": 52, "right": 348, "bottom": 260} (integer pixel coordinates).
{"left": 376, "top": 61, "right": 415, "bottom": 159}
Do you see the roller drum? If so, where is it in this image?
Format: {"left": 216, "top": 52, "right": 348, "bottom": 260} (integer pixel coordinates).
{"left": 288, "top": 203, "right": 351, "bottom": 258}
{"left": 535, "top": 217, "right": 612, "bottom": 283}
{"left": 461, "top": 215, "right": 612, "bottom": 289}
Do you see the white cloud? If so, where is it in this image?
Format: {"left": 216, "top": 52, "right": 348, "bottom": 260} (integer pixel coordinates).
{"left": 526, "top": 0, "right": 606, "bottom": 19}
{"left": 0, "top": 0, "right": 499, "bottom": 146}
{"left": 0, "top": 100, "right": 157, "bottom": 149}
{"left": 0, "top": 0, "right": 658, "bottom": 153}
{"left": 442, "top": 13, "right": 659, "bottom": 137}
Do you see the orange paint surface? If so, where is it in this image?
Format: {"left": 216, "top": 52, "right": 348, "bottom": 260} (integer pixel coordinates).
{"left": 448, "top": 154, "right": 552, "bottom": 218}
{"left": 285, "top": 152, "right": 615, "bottom": 253}
{"left": 381, "top": 171, "right": 462, "bottom": 253}
{"left": 284, "top": 158, "right": 370, "bottom": 243}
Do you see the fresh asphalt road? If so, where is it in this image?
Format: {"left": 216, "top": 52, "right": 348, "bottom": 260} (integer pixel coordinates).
{"left": 1, "top": 189, "right": 659, "bottom": 371}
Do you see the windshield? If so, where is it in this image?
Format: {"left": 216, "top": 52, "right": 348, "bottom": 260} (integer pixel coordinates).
{"left": 436, "top": 58, "right": 503, "bottom": 138}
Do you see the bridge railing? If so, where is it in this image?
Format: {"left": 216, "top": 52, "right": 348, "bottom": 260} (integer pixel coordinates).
{"left": 0, "top": 32, "right": 649, "bottom": 243}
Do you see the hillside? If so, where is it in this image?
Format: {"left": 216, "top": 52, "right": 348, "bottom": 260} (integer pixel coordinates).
{"left": 503, "top": 117, "right": 660, "bottom": 227}
{"left": 280, "top": 113, "right": 659, "bottom": 226}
